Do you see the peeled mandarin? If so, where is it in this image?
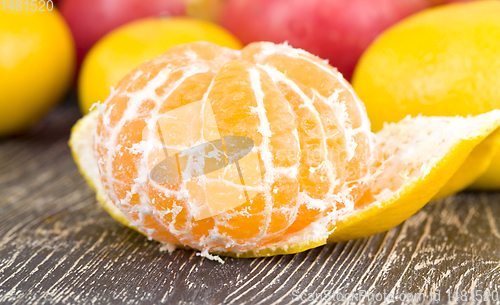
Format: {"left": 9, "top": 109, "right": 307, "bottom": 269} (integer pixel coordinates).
{"left": 70, "top": 41, "right": 500, "bottom": 259}
{"left": 91, "top": 42, "right": 375, "bottom": 253}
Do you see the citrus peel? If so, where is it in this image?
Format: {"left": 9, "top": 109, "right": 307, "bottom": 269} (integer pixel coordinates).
{"left": 329, "top": 112, "right": 500, "bottom": 243}
{"left": 69, "top": 41, "right": 500, "bottom": 258}
{"left": 432, "top": 128, "right": 500, "bottom": 200}
{"left": 351, "top": 1, "right": 500, "bottom": 190}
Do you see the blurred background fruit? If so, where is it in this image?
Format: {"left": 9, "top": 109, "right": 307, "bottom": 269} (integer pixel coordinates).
{"left": 78, "top": 17, "right": 242, "bottom": 114}
{"left": 187, "top": 0, "right": 487, "bottom": 81}
{"left": 216, "top": 0, "right": 439, "bottom": 81}
{"left": 60, "top": 0, "right": 186, "bottom": 69}
{"left": 187, "top": 0, "right": 226, "bottom": 22}
{"left": 0, "top": 8, "right": 75, "bottom": 137}
{"left": 352, "top": 1, "right": 500, "bottom": 189}
{"left": 440, "top": 0, "right": 476, "bottom": 2}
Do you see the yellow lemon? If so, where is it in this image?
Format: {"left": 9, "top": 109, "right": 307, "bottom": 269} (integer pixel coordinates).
{"left": 0, "top": 7, "right": 75, "bottom": 136}
{"left": 78, "top": 17, "right": 242, "bottom": 115}
{"left": 352, "top": 1, "right": 500, "bottom": 189}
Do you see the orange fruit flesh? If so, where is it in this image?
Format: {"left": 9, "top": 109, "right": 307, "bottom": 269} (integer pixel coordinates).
{"left": 94, "top": 42, "right": 376, "bottom": 253}
{"left": 72, "top": 41, "right": 500, "bottom": 257}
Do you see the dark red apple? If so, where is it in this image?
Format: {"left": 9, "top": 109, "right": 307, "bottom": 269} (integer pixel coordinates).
{"left": 60, "top": 0, "right": 186, "bottom": 67}
{"left": 221, "top": 0, "right": 437, "bottom": 80}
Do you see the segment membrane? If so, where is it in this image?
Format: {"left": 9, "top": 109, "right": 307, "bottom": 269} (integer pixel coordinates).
{"left": 150, "top": 99, "right": 262, "bottom": 220}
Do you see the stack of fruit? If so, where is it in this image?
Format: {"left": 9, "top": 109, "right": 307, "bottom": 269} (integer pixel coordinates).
{"left": 3, "top": 0, "right": 500, "bottom": 256}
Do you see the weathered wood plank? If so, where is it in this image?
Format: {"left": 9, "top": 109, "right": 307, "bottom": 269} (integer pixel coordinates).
{"left": 1, "top": 100, "right": 500, "bottom": 304}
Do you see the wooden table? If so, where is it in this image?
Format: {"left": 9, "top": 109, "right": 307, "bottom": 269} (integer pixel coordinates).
{"left": 2, "top": 95, "right": 500, "bottom": 304}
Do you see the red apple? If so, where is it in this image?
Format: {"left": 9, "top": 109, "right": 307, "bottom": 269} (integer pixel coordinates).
{"left": 221, "top": 0, "right": 437, "bottom": 81}
{"left": 60, "top": 0, "right": 186, "bottom": 68}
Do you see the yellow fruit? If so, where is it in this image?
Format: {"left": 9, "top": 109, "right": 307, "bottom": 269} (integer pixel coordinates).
{"left": 70, "top": 42, "right": 500, "bottom": 258}
{"left": 0, "top": 8, "right": 75, "bottom": 136}
{"left": 352, "top": 1, "right": 500, "bottom": 189}
{"left": 78, "top": 17, "right": 242, "bottom": 115}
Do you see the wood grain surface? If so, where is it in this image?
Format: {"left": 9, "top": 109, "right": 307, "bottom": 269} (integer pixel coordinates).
{"left": 2, "top": 96, "right": 500, "bottom": 304}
